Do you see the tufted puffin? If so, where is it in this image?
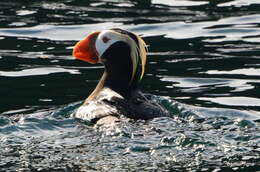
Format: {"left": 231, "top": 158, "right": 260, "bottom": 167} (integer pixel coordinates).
{"left": 72, "top": 28, "right": 170, "bottom": 125}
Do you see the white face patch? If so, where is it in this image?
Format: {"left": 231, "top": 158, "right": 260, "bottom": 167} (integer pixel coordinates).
{"left": 95, "top": 29, "right": 147, "bottom": 84}
{"left": 95, "top": 30, "right": 121, "bottom": 59}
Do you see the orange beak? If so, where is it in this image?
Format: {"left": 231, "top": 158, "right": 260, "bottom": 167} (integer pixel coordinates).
{"left": 72, "top": 31, "right": 100, "bottom": 64}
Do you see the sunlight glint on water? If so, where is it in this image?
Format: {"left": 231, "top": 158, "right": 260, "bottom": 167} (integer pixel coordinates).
{"left": 0, "top": 0, "right": 260, "bottom": 171}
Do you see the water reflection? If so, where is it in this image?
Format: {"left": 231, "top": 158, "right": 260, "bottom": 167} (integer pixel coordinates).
{"left": 0, "top": 67, "right": 80, "bottom": 77}
{"left": 203, "top": 68, "right": 260, "bottom": 76}
{"left": 0, "top": 0, "right": 259, "bottom": 114}
{"left": 0, "top": 0, "right": 260, "bottom": 171}
{"left": 198, "top": 96, "right": 260, "bottom": 106}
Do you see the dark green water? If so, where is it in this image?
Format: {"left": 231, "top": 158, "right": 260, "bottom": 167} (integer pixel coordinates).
{"left": 0, "top": 0, "right": 260, "bottom": 171}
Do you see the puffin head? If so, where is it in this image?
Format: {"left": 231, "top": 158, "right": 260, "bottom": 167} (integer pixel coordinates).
{"left": 72, "top": 28, "right": 147, "bottom": 85}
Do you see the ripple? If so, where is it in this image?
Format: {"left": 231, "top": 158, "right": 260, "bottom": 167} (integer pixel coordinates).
{"left": 198, "top": 96, "right": 260, "bottom": 107}
{"left": 218, "top": 0, "right": 260, "bottom": 7}
{"left": 153, "top": 0, "right": 208, "bottom": 6}
{"left": 0, "top": 23, "right": 122, "bottom": 41}
{"left": 129, "top": 14, "right": 260, "bottom": 41}
{"left": 202, "top": 68, "right": 260, "bottom": 76}
{"left": 16, "top": 10, "right": 36, "bottom": 16}
{"left": 1, "top": 96, "right": 260, "bottom": 171}
{"left": 0, "top": 14, "right": 259, "bottom": 42}
{"left": 160, "top": 76, "right": 260, "bottom": 93}
{"left": 0, "top": 67, "right": 80, "bottom": 77}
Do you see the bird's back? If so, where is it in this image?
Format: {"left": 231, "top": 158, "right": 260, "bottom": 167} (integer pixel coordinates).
{"left": 73, "top": 88, "right": 170, "bottom": 124}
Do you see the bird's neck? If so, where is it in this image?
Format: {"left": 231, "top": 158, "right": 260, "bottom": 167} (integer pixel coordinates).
{"left": 104, "top": 65, "right": 137, "bottom": 98}
{"left": 85, "top": 69, "right": 138, "bottom": 103}
{"left": 84, "top": 41, "right": 141, "bottom": 103}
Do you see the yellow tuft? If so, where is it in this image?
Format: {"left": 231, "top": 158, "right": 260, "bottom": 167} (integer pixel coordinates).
{"left": 123, "top": 33, "right": 147, "bottom": 84}
{"left": 106, "top": 30, "right": 147, "bottom": 85}
{"left": 135, "top": 34, "right": 147, "bottom": 81}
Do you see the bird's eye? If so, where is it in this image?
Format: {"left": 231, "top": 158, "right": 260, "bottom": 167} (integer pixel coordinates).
{"left": 102, "top": 36, "right": 110, "bottom": 43}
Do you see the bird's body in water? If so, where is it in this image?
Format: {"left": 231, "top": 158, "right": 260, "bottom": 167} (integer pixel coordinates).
{"left": 72, "top": 28, "right": 170, "bottom": 125}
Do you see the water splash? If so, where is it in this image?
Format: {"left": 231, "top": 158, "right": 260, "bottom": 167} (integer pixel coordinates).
{"left": 1, "top": 96, "right": 259, "bottom": 171}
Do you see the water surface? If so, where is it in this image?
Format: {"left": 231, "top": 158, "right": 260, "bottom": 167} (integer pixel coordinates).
{"left": 0, "top": 0, "right": 260, "bottom": 171}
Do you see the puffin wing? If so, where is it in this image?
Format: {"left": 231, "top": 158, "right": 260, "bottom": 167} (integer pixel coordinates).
{"left": 125, "top": 91, "right": 171, "bottom": 120}
{"left": 73, "top": 88, "right": 127, "bottom": 123}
